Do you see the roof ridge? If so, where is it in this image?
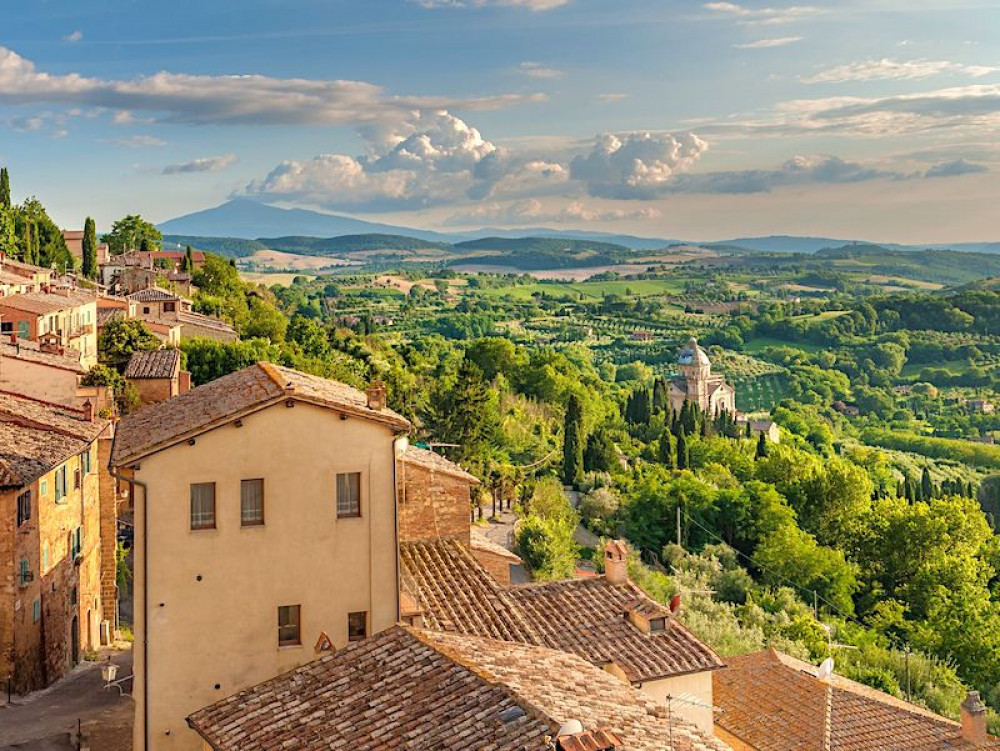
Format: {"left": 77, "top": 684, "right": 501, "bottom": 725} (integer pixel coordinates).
{"left": 257, "top": 361, "right": 292, "bottom": 391}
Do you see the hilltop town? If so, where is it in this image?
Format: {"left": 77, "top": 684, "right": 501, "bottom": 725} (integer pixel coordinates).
{"left": 3, "top": 170, "right": 1000, "bottom": 751}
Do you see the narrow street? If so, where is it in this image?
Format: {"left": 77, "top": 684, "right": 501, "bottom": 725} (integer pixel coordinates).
{"left": 0, "top": 648, "right": 133, "bottom": 751}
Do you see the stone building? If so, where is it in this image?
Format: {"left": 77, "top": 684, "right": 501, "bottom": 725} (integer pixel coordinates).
{"left": 124, "top": 349, "right": 191, "bottom": 408}
{"left": 668, "top": 337, "right": 735, "bottom": 416}
{"left": 0, "top": 335, "right": 87, "bottom": 407}
{"left": 0, "top": 287, "right": 99, "bottom": 369}
{"left": 0, "top": 391, "right": 111, "bottom": 692}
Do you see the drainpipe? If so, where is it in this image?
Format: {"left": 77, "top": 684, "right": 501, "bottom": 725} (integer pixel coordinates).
{"left": 393, "top": 434, "right": 409, "bottom": 622}
{"left": 109, "top": 464, "right": 148, "bottom": 751}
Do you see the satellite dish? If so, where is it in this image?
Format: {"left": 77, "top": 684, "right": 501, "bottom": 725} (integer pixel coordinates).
{"left": 817, "top": 657, "right": 835, "bottom": 680}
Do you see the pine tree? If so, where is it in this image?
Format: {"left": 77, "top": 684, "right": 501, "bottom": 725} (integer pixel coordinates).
{"left": 920, "top": 467, "right": 934, "bottom": 501}
{"left": 183, "top": 245, "right": 194, "bottom": 273}
{"left": 676, "top": 426, "right": 689, "bottom": 470}
{"left": 82, "top": 216, "right": 98, "bottom": 279}
{"left": 562, "top": 394, "right": 585, "bottom": 487}
{"left": 652, "top": 378, "right": 668, "bottom": 414}
{"left": 755, "top": 431, "right": 769, "bottom": 459}
{"left": 0, "top": 168, "right": 9, "bottom": 209}
{"left": 658, "top": 429, "right": 676, "bottom": 469}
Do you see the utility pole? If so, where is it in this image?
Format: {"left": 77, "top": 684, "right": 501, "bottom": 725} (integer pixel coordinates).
{"left": 813, "top": 590, "right": 818, "bottom": 619}
{"left": 676, "top": 506, "right": 682, "bottom": 548}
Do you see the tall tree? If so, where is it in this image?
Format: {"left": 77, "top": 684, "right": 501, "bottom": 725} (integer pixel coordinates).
{"left": 676, "top": 426, "right": 690, "bottom": 470}
{"left": 426, "top": 359, "right": 500, "bottom": 471}
{"left": 183, "top": 245, "right": 195, "bottom": 273}
{"left": 652, "top": 377, "right": 668, "bottom": 413}
{"left": 756, "top": 431, "right": 770, "bottom": 460}
{"left": 0, "top": 167, "right": 10, "bottom": 208}
{"left": 920, "top": 467, "right": 935, "bottom": 501}
{"left": 82, "top": 216, "right": 98, "bottom": 279}
{"left": 101, "top": 214, "right": 162, "bottom": 254}
{"left": 562, "top": 394, "right": 585, "bottom": 487}
{"left": 658, "top": 429, "right": 676, "bottom": 469}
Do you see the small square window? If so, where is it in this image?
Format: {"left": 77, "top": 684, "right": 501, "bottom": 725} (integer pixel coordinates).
{"left": 348, "top": 611, "right": 367, "bottom": 642}
{"left": 241, "top": 479, "right": 264, "bottom": 526}
{"left": 336, "top": 473, "right": 361, "bottom": 518}
{"left": 190, "top": 483, "right": 216, "bottom": 530}
{"left": 649, "top": 617, "right": 666, "bottom": 633}
{"left": 278, "top": 605, "right": 301, "bottom": 647}
{"left": 40, "top": 479, "right": 48, "bottom": 497}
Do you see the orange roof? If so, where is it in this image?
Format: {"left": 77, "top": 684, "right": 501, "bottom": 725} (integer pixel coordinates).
{"left": 715, "top": 649, "right": 1000, "bottom": 751}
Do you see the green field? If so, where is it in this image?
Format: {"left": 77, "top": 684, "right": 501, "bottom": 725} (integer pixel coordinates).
{"left": 734, "top": 373, "right": 793, "bottom": 412}
{"left": 478, "top": 278, "right": 688, "bottom": 301}
{"left": 742, "top": 336, "right": 825, "bottom": 355}
{"left": 789, "top": 310, "right": 850, "bottom": 326}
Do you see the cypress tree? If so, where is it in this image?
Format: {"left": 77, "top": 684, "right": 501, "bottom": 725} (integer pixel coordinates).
{"left": 652, "top": 378, "right": 668, "bottom": 414}
{"left": 0, "top": 168, "right": 9, "bottom": 209}
{"left": 82, "top": 217, "right": 98, "bottom": 279}
{"left": 755, "top": 431, "right": 769, "bottom": 459}
{"left": 562, "top": 394, "right": 585, "bottom": 487}
{"left": 676, "top": 426, "right": 689, "bottom": 470}
{"left": 745, "top": 421, "right": 752, "bottom": 438}
{"left": 658, "top": 429, "right": 676, "bottom": 469}
{"left": 183, "top": 245, "right": 194, "bottom": 273}
{"left": 920, "top": 467, "right": 934, "bottom": 501}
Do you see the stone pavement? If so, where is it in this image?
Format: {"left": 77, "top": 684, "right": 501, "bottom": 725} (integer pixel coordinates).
{"left": 0, "top": 648, "right": 133, "bottom": 751}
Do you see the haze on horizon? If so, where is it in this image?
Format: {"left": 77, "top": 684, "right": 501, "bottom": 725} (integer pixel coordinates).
{"left": 1, "top": 0, "right": 998, "bottom": 244}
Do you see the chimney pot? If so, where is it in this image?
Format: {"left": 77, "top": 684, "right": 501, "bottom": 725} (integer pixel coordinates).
{"left": 604, "top": 540, "right": 629, "bottom": 585}
{"left": 366, "top": 381, "right": 387, "bottom": 412}
{"left": 961, "top": 691, "right": 988, "bottom": 746}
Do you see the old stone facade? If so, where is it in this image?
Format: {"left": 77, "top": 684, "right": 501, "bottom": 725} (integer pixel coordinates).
{"left": 397, "top": 446, "right": 479, "bottom": 546}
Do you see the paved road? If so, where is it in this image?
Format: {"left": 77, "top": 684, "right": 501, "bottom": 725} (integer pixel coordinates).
{"left": 0, "top": 649, "right": 133, "bottom": 749}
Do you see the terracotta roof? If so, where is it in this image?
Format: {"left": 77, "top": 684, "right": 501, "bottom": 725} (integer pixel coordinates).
{"left": 0, "top": 290, "right": 90, "bottom": 315}
{"left": 112, "top": 362, "right": 409, "bottom": 466}
{"left": 471, "top": 527, "right": 522, "bottom": 562}
{"left": 400, "top": 539, "right": 724, "bottom": 683}
{"left": 510, "top": 577, "right": 724, "bottom": 682}
{"left": 558, "top": 728, "right": 624, "bottom": 751}
{"left": 127, "top": 286, "right": 182, "bottom": 302}
{"left": 187, "top": 626, "right": 729, "bottom": 751}
{"left": 0, "top": 391, "right": 108, "bottom": 488}
{"left": 400, "top": 539, "right": 541, "bottom": 643}
{"left": 97, "top": 308, "right": 126, "bottom": 326}
{"left": 0, "top": 338, "right": 86, "bottom": 373}
{"left": 715, "top": 649, "right": 1000, "bottom": 751}
{"left": 124, "top": 349, "right": 180, "bottom": 380}
{"left": 402, "top": 445, "right": 481, "bottom": 483}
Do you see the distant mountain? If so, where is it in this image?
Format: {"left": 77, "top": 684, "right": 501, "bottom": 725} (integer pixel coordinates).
{"left": 157, "top": 199, "right": 459, "bottom": 244}
{"left": 708, "top": 236, "right": 1000, "bottom": 255}
{"left": 259, "top": 234, "right": 452, "bottom": 255}
{"left": 470, "top": 227, "right": 674, "bottom": 250}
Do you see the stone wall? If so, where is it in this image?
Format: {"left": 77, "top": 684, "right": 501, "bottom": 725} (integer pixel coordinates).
{"left": 133, "top": 377, "right": 177, "bottom": 407}
{"left": 472, "top": 549, "right": 515, "bottom": 586}
{"left": 397, "top": 462, "right": 472, "bottom": 546}
{"left": 98, "top": 437, "right": 119, "bottom": 633}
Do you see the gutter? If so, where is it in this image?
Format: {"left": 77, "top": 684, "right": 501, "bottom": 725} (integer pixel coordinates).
{"left": 109, "top": 459, "right": 148, "bottom": 751}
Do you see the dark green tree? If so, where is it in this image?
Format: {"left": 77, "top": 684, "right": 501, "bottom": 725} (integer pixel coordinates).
{"left": 98, "top": 318, "right": 161, "bottom": 370}
{"left": 584, "top": 430, "right": 618, "bottom": 473}
{"left": 0, "top": 167, "right": 10, "bottom": 208}
{"left": 756, "top": 431, "right": 770, "bottom": 459}
{"left": 652, "top": 377, "right": 668, "bottom": 413}
{"left": 676, "top": 426, "right": 690, "bottom": 470}
{"left": 920, "top": 467, "right": 934, "bottom": 501}
{"left": 82, "top": 216, "right": 98, "bottom": 279}
{"left": 426, "top": 359, "right": 500, "bottom": 471}
{"left": 658, "top": 429, "right": 676, "bottom": 469}
{"left": 101, "top": 214, "right": 162, "bottom": 253}
{"left": 562, "top": 394, "right": 585, "bottom": 487}
{"left": 183, "top": 245, "right": 195, "bottom": 273}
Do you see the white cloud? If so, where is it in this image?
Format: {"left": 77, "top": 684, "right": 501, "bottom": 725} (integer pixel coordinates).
{"left": 63, "top": 30, "right": 84, "bottom": 43}
{"left": 703, "top": 2, "right": 822, "bottom": 26}
{"left": 114, "top": 135, "right": 167, "bottom": 148}
{"left": 0, "top": 46, "right": 541, "bottom": 129}
{"left": 734, "top": 36, "right": 802, "bottom": 49}
{"left": 162, "top": 154, "right": 238, "bottom": 174}
{"left": 598, "top": 93, "right": 628, "bottom": 102}
{"left": 516, "top": 61, "right": 564, "bottom": 79}
{"left": 570, "top": 132, "right": 709, "bottom": 198}
{"left": 803, "top": 58, "right": 999, "bottom": 84}
{"left": 415, "top": 0, "right": 569, "bottom": 10}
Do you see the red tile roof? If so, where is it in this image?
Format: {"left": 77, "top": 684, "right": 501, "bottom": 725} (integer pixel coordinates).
{"left": 186, "top": 626, "right": 729, "bottom": 751}
{"left": 402, "top": 444, "right": 480, "bottom": 483}
{"left": 715, "top": 649, "right": 1000, "bottom": 751}
{"left": 112, "top": 362, "right": 409, "bottom": 466}
{"left": 124, "top": 348, "right": 181, "bottom": 380}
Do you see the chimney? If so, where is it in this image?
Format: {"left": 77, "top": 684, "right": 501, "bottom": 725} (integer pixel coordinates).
{"left": 366, "top": 381, "right": 387, "bottom": 411}
{"left": 8, "top": 331, "right": 16, "bottom": 345}
{"left": 604, "top": 540, "right": 629, "bottom": 585}
{"left": 961, "top": 691, "right": 988, "bottom": 746}
{"left": 82, "top": 399, "right": 95, "bottom": 423}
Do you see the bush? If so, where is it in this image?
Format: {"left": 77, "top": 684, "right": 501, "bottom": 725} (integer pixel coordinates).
{"left": 515, "top": 514, "right": 580, "bottom": 581}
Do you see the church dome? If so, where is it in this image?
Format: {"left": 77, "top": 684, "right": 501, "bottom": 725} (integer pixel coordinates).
{"left": 678, "top": 337, "right": 711, "bottom": 367}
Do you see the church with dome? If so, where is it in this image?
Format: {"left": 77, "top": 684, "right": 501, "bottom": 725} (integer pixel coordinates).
{"left": 668, "top": 337, "right": 736, "bottom": 416}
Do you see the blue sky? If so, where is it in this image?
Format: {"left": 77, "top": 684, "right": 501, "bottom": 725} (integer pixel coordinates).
{"left": 1, "top": 0, "right": 998, "bottom": 242}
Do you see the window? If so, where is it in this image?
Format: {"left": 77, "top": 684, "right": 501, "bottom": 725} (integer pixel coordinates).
{"left": 190, "top": 483, "right": 216, "bottom": 530}
{"left": 0, "top": 321, "right": 11, "bottom": 334}
{"left": 16, "top": 490, "right": 31, "bottom": 527}
{"left": 19, "top": 559, "right": 30, "bottom": 586}
{"left": 277, "top": 605, "right": 301, "bottom": 646}
{"left": 40, "top": 479, "right": 47, "bottom": 497}
{"left": 54, "top": 466, "right": 67, "bottom": 502}
{"left": 81, "top": 447, "right": 92, "bottom": 475}
{"left": 70, "top": 527, "right": 82, "bottom": 559}
{"left": 73, "top": 467, "right": 81, "bottom": 491}
{"left": 142, "top": 306, "right": 150, "bottom": 315}
{"left": 336, "top": 472, "right": 361, "bottom": 518}
{"left": 240, "top": 479, "right": 264, "bottom": 526}
{"left": 649, "top": 617, "right": 666, "bottom": 633}
{"left": 32, "top": 598, "right": 40, "bottom": 623}
{"left": 348, "top": 611, "right": 367, "bottom": 642}
{"left": 17, "top": 321, "right": 28, "bottom": 339}
{"left": 163, "top": 301, "right": 176, "bottom": 313}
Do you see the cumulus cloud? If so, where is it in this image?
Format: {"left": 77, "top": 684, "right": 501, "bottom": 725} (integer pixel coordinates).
{"left": 516, "top": 62, "right": 564, "bottom": 79}
{"left": 162, "top": 154, "right": 238, "bottom": 174}
{"left": 734, "top": 36, "right": 802, "bottom": 49}
{"left": 703, "top": 2, "right": 822, "bottom": 25}
{"left": 924, "top": 159, "right": 988, "bottom": 178}
{"left": 0, "top": 46, "right": 541, "bottom": 128}
{"left": 415, "top": 0, "right": 569, "bottom": 10}
{"left": 570, "top": 132, "right": 709, "bottom": 199}
{"left": 803, "top": 59, "right": 999, "bottom": 84}
{"left": 63, "top": 30, "right": 84, "bottom": 43}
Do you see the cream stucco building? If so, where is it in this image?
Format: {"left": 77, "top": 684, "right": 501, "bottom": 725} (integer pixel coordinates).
{"left": 110, "top": 364, "right": 409, "bottom": 751}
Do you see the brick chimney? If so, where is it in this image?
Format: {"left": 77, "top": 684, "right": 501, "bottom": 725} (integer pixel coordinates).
{"left": 604, "top": 540, "right": 629, "bottom": 585}
{"left": 82, "top": 399, "right": 95, "bottom": 423}
{"left": 961, "top": 691, "right": 987, "bottom": 746}
{"left": 366, "top": 381, "right": 387, "bottom": 411}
